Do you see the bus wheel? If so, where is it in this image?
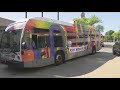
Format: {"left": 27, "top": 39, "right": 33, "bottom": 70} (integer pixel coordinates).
{"left": 92, "top": 47, "right": 96, "bottom": 55}
{"left": 113, "top": 48, "right": 116, "bottom": 55}
{"left": 54, "top": 51, "right": 65, "bottom": 66}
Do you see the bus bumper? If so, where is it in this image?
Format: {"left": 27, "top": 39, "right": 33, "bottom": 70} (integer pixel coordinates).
{"left": 0, "top": 59, "right": 24, "bottom": 68}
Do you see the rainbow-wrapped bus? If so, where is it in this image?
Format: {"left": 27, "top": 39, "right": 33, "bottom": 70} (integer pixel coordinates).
{"left": 0, "top": 17, "right": 102, "bottom": 68}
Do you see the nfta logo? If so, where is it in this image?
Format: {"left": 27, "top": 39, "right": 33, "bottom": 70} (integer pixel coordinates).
{"left": 69, "top": 48, "right": 76, "bottom": 52}
{"left": 69, "top": 45, "right": 87, "bottom": 53}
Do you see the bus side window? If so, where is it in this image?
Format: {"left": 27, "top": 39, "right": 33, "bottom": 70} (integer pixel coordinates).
{"left": 32, "top": 35, "right": 37, "bottom": 49}
{"left": 67, "top": 36, "right": 76, "bottom": 47}
{"left": 78, "top": 42, "right": 84, "bottom": 47}
{"left": 54, "top": 36, "right": 63, "bottom": 47}
{"left": 38, "top": 36, "right": 50, "bottom": 48}
{"left": 45, "top": 36, "right": 50, "bottom": 47}
{"left": 22, "top": 30, "right": 30, "bottom": 50}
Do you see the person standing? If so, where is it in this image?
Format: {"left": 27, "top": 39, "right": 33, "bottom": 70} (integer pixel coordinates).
{"left": 67, "top": 41, "right": 72, "bottom": 47}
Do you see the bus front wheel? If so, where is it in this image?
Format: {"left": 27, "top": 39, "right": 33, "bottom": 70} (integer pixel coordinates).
{"left": 54, "top": 51, "right": 65, "bottom": 66}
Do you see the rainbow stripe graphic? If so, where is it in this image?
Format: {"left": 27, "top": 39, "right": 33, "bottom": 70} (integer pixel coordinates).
{"left": 21, "top": 18, "right": 98, "bottom": 62}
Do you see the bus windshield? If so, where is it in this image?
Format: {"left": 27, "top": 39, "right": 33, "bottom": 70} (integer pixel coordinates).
{"left": 1, "top": 29, "right": 22, "bottom": 52}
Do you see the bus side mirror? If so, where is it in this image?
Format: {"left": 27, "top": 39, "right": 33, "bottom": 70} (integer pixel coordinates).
{"left": 22, "top": 42, "right": 27, "bottom": 49}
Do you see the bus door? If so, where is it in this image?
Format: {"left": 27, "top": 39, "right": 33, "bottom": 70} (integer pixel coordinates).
{"left": 21, "top": 30, "right": 34, "bottom": 62}
{"left": 37, "top": 35, "right": 50, "bottom": 60}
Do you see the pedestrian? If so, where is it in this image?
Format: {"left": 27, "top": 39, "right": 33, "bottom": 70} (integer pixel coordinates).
{"left": 67, "top": 41, "right": 72, "bottom": 47}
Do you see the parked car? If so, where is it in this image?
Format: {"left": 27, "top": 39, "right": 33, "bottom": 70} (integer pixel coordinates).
{"left": 113, "top": 41, "right": 120, "bottom": 56}
{"left": 101, "top": 41, "right": 104, "bottom": 47}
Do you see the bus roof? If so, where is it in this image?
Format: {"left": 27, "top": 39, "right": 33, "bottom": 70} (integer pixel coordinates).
{"left": 5, "top": 17, "right": 101, "bottom": 35}
{"left": 8, "top": 17, "right": 73, "bottom": 26}
{"left": 5, "top": 17, "right": 73, "bottom": 31}
{"left": 31, "top": 17, "right": 73, "bottom": 26}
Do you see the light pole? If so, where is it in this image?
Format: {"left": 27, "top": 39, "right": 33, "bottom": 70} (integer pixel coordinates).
{"left": 25, "top": 12, "right": 27, "bottom": 18}
{"left": 42, "top": 12, "right": 43, "bottom": 17}
{"left": 57, "top": 12, "right": 59, "bottom": 20}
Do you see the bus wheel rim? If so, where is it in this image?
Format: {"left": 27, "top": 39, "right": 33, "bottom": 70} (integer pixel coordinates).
{"left": 56, "top": 55, "right": 62, "bottom": 62}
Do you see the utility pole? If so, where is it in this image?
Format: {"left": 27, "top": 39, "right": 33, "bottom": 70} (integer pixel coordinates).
{"left": 57, "top": 12, "right": 59, "bottom": 20}
{"left": 25, "top": 12, "right": 27, "bottom": 18}
{"left": 41, "top": 12, "right": 43, "bottom": 17}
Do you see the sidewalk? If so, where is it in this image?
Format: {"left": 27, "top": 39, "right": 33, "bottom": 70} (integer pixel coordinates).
{"left": 104, "top": 42, "right": 115, "bottom": 47}
{"left": 71, "top": 56, "right": 120, "bottom": 78}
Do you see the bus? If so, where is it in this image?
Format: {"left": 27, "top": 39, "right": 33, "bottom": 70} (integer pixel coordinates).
{"left": 0, "top": 17, "right": 102, "bottom": 68}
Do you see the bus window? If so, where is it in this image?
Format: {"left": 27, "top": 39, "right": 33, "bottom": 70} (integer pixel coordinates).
{"left": 85, "top": 42, "right": 88, "bottom": 45}
{"left": 32, "top": 28, "right": 50, "bottom": 49}
{"left": 1, "top": 32, "right": 9, "bottom": 48}
{"left": 22, "top": 30, "right": 30, "bottom": 50}
{"left": 67, "top": 36, "right": 76, "bottom": 47}
{"left": 54, "top": 36, "right": 63, "bottom": 47}
{"left": 32, "top": 35, "right": 37, "bottom": 49}
{"left": 78, "top": 42, "right": 84, "bottom": 47}
{"left": 1, "top": 29, "right": 22, "bottom": 52}
{"left": 53, "top": 30, "right": 63, "bottom": 47}
{"left": 45, "top": 36, "right": 50, "bottom": 47}
{"left": 38, "top": 36, "right": 50, "bottom": 48}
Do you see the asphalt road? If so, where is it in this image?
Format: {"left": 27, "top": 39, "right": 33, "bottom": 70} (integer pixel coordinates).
{"left": 0, "top": 47, "right": 119, "bottom": 78}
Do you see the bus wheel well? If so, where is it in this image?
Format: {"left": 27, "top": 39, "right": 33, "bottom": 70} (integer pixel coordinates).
{"left": 54, "top": 50, "right": 65, "bottom": 65}
{"left": 55, "top": 50, "right": 65, "bottom": 60}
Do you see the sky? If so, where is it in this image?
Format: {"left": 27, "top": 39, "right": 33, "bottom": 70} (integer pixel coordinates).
{"left": 0, "top": 12, "right": 120, "bottom": 35}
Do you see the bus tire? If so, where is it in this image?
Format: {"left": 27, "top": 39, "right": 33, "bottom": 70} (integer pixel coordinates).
{"left": 113, "top": 48, "right": 116, "bottom": 55}
{"left": 54, "top": 51, "right": 65, "bottom": 66}
{"left": 92, "top": 47, "right": 96, "bottom": 55}
{"left": 113, "top": 51, "right": 116, "bottom": 55}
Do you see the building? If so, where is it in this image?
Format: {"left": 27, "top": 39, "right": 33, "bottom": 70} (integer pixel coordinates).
{"left": 0, "top": 17, "right": 15, "bottom": 40}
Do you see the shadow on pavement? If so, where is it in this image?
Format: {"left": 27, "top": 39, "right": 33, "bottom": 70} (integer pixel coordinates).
{"left": 2, "top": 51, "right": 116, "bottom": 78}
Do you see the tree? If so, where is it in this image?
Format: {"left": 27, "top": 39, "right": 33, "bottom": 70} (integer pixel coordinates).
{"left": 108, "top": 30, "right": 115, "bottom": 35}
{"left": 95, "top": 25, "right": 104, "bottom": 32}
{"left": 74, "top": 15, "right": 102, "bottom": 31}
{"left": 74, "top": 17, "right": 89, "bottom": 25}
{"left": 88, "top": 15, "right": 102, "bottom": 26}
{"left": 112, "top": 31, "right": 120, "bottom": 41}
{"left": 105, "top": 30, "right": 115, "bottom": 41}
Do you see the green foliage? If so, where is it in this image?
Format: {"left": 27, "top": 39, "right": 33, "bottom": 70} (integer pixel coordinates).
{"left": 104, "top": 30, "right": 117, "bottom": 41}
{"left": 108, "top": 30, "right": 115, "bottom": 35}
{"left": 112, "top": 30, "right": 120, "bottom": 40}
{"left": 74, "top": 15, "right": 101, "bottom": 26}
{"left": 74, "top": 17, "right": 89, "bottom": 25}
{"left": 88, "top": 15, "right": 102, "bottom": 26}
{"left": 74, "top": 15, "right": 103, "bottom": 32}
{"left": 95, "top": 25, "right": 104, "bottom": 32}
